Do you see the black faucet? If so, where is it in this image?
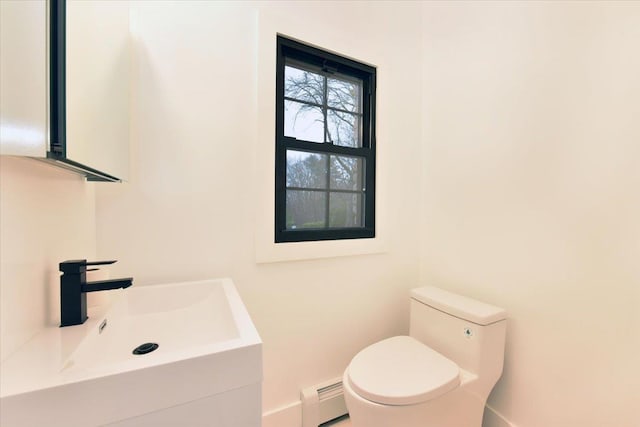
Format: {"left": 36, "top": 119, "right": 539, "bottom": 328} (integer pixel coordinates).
{"left": 60, "top": 259, "right": 133, "bottom": 327}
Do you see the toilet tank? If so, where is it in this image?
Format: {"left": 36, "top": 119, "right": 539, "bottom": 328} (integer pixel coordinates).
{"left": 409, "top": 287, "right": 507, "bottom": 395}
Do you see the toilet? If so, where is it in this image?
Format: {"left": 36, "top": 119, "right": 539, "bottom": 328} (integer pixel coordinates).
{"left": 343, "top": 286, "right": 507, "bottom": 427}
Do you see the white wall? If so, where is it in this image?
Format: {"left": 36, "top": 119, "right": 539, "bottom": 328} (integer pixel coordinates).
{"left": 0, "top": 157, "right": 96, "bottom": 361}
{"left": 95, "top": 0, "right": 423, "bottom": 417}
{"left": 421, "top": 2, "right": 640, "bottom": 426}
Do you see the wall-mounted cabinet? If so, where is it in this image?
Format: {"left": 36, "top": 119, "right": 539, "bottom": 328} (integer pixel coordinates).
{"left": 0, "top": 0, "right": 130, "bottom": 182}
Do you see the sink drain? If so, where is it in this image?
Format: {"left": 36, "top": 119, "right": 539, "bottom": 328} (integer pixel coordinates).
{"left": 132, "top": 342, "right": 159, "bottom": 355}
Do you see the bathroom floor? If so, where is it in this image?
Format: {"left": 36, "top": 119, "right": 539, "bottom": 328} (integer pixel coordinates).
{"left": 322, "top": 416, "right": 351, "bottom": 426}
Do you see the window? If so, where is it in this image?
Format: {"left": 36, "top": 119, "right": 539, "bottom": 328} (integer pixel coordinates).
{"left": 275, "top": 36, "right": 376, "bottom": 243}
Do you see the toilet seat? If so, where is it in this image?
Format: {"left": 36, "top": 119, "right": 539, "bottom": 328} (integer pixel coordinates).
{"left": 346, "top": 336, "right": 460, "bottom": 406}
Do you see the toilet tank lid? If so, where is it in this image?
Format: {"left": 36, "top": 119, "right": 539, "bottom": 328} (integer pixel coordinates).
{"left": 347, "top": 336, "right": 460, "bottom": 406}
{"left": 411, "top": 286, "right": 507, "bottom": 325}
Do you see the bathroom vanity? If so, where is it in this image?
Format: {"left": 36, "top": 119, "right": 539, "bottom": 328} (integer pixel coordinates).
{"left": 0, "top": 279, "right": 262, "bottom": 427}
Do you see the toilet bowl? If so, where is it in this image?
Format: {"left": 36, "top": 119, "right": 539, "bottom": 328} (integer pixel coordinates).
{"left": 343, "top": 286, "right": 507, "bottom": 427}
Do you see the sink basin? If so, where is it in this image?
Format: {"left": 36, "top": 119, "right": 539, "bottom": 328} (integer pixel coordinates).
{"left": 62, "top": 279, "right": 243, "bottom": 376}
{"left": 0, "top": 278, "right": 262, "bottom": 427}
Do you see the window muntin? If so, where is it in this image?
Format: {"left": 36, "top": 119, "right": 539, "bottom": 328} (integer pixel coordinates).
{"left": 276, "top": 36, "right": 375, "bottom": 242}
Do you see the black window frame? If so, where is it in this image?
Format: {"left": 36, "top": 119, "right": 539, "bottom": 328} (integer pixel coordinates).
{"left": 275, "top": 36, "right": 376, "bottom": 243}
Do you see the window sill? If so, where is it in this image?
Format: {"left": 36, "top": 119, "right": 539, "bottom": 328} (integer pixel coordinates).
{"left": 254, "top": 234, "right": 388, "bottom": 264}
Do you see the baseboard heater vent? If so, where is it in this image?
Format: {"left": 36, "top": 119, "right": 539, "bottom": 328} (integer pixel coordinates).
{"left": 301, "top": 377, "right": 348, "bottom": 427}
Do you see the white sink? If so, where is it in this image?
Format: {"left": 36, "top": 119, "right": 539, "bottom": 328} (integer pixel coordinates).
{"left": 0, "top": 278, "right": 262, "bottom": 427}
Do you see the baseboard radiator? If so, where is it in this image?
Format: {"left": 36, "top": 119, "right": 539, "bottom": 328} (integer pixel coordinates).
{"left": 301, "top": 378, "right": 348, "bottom": 427}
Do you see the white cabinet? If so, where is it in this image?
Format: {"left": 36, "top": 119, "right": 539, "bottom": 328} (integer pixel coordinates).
{"left": 0, "top": 0, "right": 48, "bottom": 158}
{"left": 0, "top": 0, "right": 130, "bottom": 182}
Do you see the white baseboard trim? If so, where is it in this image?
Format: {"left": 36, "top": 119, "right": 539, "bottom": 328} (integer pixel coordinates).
{"left": 263, "top": 400, "right": 517, "bottom": 427}
{"left": 484, "top": 404, "right": 517, "bottom": 427}
{"left": 262, "top": 401, "right": 301, "bottom": 427}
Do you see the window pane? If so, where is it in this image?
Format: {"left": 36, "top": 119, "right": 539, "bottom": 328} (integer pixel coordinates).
{"left": 285, "top": 65, "right": 324, "bottom": 105}
{"left": 286, "top": 190, "right": 326, "bottom": 229}
{"left": 330, "top": 155, "right": 363, "bottom": 191}
{"left": 287, "top": 150, "right": 328, "bottom": 189}
{"left": 327, "top": 109, "right": 360, "bottom": 147}
{"left": 328, "top": 76, "right": 361, "bottom": 113}
{"left": 285, "top": 100, "right": 324, "bottom": 143}
{"left": 329, "top": 193, "right": 363, "bottom": 228}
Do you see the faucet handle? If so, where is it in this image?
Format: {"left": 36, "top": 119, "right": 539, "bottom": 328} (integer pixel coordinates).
{"left": 85, "top": 260, "right": 117, "bottom": 266}
{"left": 59, "top": 259, "right": 117, "bottom": 273}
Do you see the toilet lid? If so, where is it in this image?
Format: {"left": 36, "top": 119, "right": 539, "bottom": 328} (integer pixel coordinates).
{"left": 347, "top": 336, "right": 460, "bottom": 406}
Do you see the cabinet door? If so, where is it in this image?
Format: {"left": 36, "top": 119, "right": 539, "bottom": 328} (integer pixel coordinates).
{"left": 0, "top": 0, "right": 48, "bottom": 157}
{"left": 66, "top": 0, "right": 130, "bottom": 181}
